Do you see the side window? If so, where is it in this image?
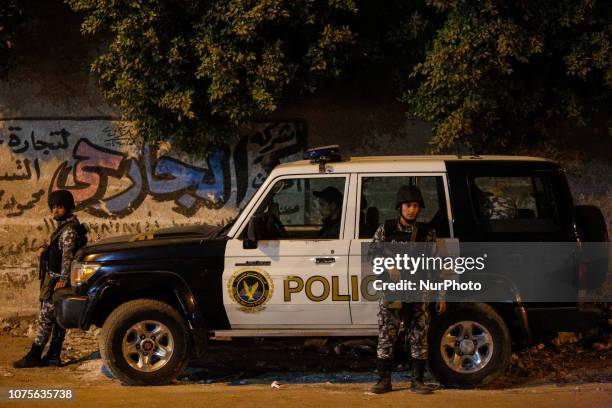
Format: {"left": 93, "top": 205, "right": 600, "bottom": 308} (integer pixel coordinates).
{"left": 471, "top": 176, "right": 560, "bottom": 233}
{"left": 359, "top": 176, "right": 450, "bottom": 238}
{"left": 252, "top": 177, "right": 346, "bottom": 240}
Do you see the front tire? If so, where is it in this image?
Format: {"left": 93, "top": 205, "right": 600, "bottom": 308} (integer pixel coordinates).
{"left": 429, "top": 303, "right": 511, "bottom": 388}
{"left": 100, "top": 299, "right": 191, "bottom": 386}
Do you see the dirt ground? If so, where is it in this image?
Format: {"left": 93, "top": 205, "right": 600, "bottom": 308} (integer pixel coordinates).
{"left": 0, "top": 332, "right": 610, "bottom": 408}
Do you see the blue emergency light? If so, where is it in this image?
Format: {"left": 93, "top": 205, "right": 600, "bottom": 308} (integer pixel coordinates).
{"left": 303, "top": 145, "right": 343, "bottom": 163}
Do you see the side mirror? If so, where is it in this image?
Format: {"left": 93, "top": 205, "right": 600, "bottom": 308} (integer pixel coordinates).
{"left": 243, "top": 217, "right": 259, "bottom": 249}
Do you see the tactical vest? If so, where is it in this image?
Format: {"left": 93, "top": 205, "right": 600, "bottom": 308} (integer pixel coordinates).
{"left": 382, "top": 219, "right": 434, "bottom": 305}
{"left": 383, "top": 219, "right": 430, "bottom": 242}
{"left": 47, "top": 219, "right": 87, "bottom": 274}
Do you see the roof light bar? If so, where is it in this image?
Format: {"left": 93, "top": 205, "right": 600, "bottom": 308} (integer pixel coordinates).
{"left": 303, "top": 145, "right": 342, "bottom": 164}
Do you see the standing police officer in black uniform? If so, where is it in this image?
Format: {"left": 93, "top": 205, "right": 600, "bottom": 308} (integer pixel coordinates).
{"left": 13, "top": 190, "right": 85, "bottom": 368}
{"left": 370, "top": 185, "right": 446, "bottom": 394}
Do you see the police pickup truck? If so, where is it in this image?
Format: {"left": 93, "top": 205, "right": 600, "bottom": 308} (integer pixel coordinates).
{"left": 54, "top": 146, "right": 608, "bottom": 387}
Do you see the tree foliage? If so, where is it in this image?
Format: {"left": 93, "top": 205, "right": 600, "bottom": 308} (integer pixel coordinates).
{"left": 66, "top": 0, "right": 358, "bottom": 152}
{"left": 63, "top": 0, "right": 611, "bottom": 152}
{"left": 0, "top": 0, "right": 24, "bottom": 79}
{"left": 404, "top": 0, "right": 612, "bottom": 152}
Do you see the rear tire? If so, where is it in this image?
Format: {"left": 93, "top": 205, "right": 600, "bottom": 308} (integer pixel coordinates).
{"left": 100, "top": 299, "right": 191, "bottom": 386}
{"left": 575, "top": 205, "right": 608, "bottom": 242}
{"left": 575, "top": 205, "right": 609, "bottom": 288}
{"left": 429, "top": 303, "right": 511, "bottom": 388}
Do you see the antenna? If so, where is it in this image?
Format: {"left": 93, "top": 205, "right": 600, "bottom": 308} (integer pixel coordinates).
{"left": 455, "top": 142, "right": 462, "bottom": 159}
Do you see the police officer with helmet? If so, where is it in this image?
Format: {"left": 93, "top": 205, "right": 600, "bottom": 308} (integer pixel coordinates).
{"left": 370, "top": 185, "right": 446, "bottom": 394}
{"left": 13, "top": 190, "right": 87, "bottom": 368}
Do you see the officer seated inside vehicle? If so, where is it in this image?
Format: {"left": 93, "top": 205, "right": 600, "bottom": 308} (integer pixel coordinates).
{"left": 473, "top": 181, "right": 518, "bottom": 221}
{"left": 359, "top": 197, "right": 381, "bottom": 238}
{"left": 472, "top": 177, "right": 560, "bottom": 233}
{"left": 313, "top": 186, "right": 343, "bottom": 238}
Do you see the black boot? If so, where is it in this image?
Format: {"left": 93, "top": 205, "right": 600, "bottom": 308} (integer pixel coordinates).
{"left": 410, "top": 359, "right": 434, "bottom": 394}
{"left": 370, "top": 358, "right": 393, "bottom": 394}
{"left": 13, "top": 343, "right": 44, "bottom": 368}
{"left": 41, "top": 325, "right": 65, "bottom": 366}
{"left": 41, "top": 342, "right": 62, "bottom": 367}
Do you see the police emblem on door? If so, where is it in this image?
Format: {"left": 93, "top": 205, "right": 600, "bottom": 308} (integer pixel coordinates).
{"left": 228, "top": 268, "right": 274, "bottom": 312}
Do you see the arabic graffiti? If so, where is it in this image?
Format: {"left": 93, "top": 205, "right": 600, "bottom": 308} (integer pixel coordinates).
{"left": 144, "top": 145, "right": 230, "bottom": 216}
{"left": 0, "top": 126, "right": 71, "bottom": 155}
{"left": 49, "top": 138, "right": 142, "bottom": 217}
{"left": 0, "top": 158, "right": 41, "bottom": 181}
{"left": 0, "top": 236, "right": 43, "bottom": 258}
{"left": 51, "top": 138, "right": 125, "bottom": 203}
{"left": 233, "top": 120, "right": 307, "bottom": 205}
{"left": 34, "top": 217, "right": 162, "bottom": 237}
{"left": 0, "top": 119, "right": 307, "bottom": 219}
{"left": 0, "top": 189, "right": 45, "bottom": 218}
{"left": 49, "top": 138, "right": 230, "bottom": 218}
{"left": 102, "top": 122, "right": 139, "bottom": 148}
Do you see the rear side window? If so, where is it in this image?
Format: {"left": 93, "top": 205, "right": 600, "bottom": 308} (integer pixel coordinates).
{"left": 471, "top": 176, "right": 560, "bottom": 233}
{"left": 359, "top": 176, "right": 450, "bottom": 238}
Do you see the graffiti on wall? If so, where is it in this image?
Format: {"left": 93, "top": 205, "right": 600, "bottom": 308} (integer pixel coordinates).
{"left": 0, "top": 119, "right": 307, "bottom": 219}
{"left": 233, "top": 120, "right": 307, "bottom": 205}
{"left": 0, "top": 126, "right": 71, "bottom": 155}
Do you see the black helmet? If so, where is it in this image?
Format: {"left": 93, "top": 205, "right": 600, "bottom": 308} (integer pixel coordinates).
{"left": 395, "top": 185, "right": 425, "bottom": 209}
{"left": 48, "top": 189, "right": 75, "bottom": 211}
{"left": 313, "top": 186, "right": 343, "bottom": 206}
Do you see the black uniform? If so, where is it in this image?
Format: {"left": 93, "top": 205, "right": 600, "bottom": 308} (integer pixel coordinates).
{"left": 318, "top": 215, "right": 341, "bottom": 238}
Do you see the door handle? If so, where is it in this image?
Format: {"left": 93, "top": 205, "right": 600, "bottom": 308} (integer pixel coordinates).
{"left": 312, "top": 257, "right": 337, "bottom": 265}
{"left": 235, "top": 260, "right": 271, "bottom": 266}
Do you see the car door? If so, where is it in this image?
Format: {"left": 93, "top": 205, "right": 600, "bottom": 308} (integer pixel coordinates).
{"left": 349, "top": 173, "right": 454, "bottom": 325}
{"left": 223, "top": 174, "right": 353, "bottom": 328}
{"left": 446, "top": 161, "right": 579, "bottom": 330}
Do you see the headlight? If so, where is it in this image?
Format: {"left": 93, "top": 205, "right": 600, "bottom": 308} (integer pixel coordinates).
{"left": 70, "top": 262, "right": 101, "bottom": 286}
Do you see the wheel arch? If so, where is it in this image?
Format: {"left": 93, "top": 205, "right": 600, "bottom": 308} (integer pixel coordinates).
{"left": 485, "top": 302, "right": 531, "bottom": 350}
{"left": 86, "top": 271, "right": 207, "bottom": 357}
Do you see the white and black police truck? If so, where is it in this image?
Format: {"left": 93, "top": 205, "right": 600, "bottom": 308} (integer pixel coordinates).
{"left": 55, "top": 146, "right": 608, "bottom": 387}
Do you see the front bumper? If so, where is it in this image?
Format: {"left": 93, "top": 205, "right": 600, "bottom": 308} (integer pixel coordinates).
{"left": 53, "top": 288, "right": 89, "bottom": 330}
